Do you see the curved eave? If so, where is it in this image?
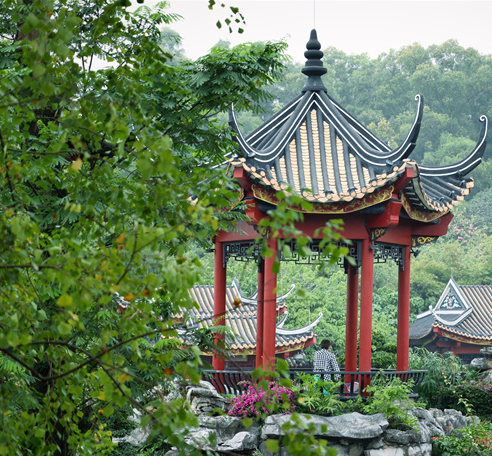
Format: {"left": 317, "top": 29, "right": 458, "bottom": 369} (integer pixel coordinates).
{"left": 226, "top": 330, "right": 317, "bottom": 354}
{"left": 409, "top": 313, "right": 437, "bottom": 341}
{"left": 229, "top": 91, "right": 312, "bottom": 162}
{"left": 245, "top": 94, "right": 305, "bottom": 147}
{"left": 237, "top": 282, "right": 296, "bottom": 307}
{"left": 276, "top": 312, "right": 323, "bottom": 335}
{"left": 402, "top": 159, "right": 477, "bottom": 215}
{"left": 419, "top": 115, "right": 488, "bottom": 178}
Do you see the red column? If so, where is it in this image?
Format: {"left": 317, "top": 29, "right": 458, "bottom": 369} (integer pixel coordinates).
{"left": 397, "top": 245, "right": 411, "bottom": 371}
{"left": 212, "top": 240, "right": 226, "bottom": 370}
{"left": 262, "top": 237, "right": 278, "bottom": 370}
{"left": 359, "top": 238, "right": 374, "bottom": 374}
{"left": 345, "top": 262, "right": 359, "bottom": 381}
{"left": 255, "top": 259, "right": 265, "bottom": 369}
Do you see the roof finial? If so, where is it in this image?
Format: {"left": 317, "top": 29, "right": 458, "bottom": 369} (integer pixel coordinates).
{"left": 301, "top": 29, "right": 327, "bottom": 92}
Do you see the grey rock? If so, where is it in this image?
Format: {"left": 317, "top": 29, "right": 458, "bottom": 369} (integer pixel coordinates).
{"left": 481, "top": 347, "right": 492, "bottom": 358}
{"left": 184, "top": 428, "right": 216, "bottom": 449}
{"left": 414, "top": 422, "right": 432, "bottom": 443}
{"left": 470, "top": 357, "right": 491, "bottom": 370}
{"left": 484, "top": 370, "right": 492, "bottom": 382}
{"left": 113, "top": 425, "right": 150, "bottom": 447}
{"left": 384, "top": 429, "right": 419, "bottom": 445}
{"left": 428, "top": 408, "right": 443, "bottom": 419}
{"left": 197, "top": 416, "right": 218, "bottom": 429}
{"left": 366, "top": 437, "right": 385, "bottom": 450}
{"left": 418, "top": 417, "right": 444, "bottom": 439}
{"left": 262, "top": 413, "right": 388, "bottom": 440}
{"left": 407, "top": 443, "right": 432, "bottom": 456}
{"left": 364, "top": 447, "right": 405, "bottom": 456}
{"left": 165, "top": 379, "right": 479, "bottom": 456}
{"left": 195, "top": 415, "right": 258, "bottom": 444}
{"left": 215, "top": 415, "right": 256, "bottom": 442}
{"left": 329, "top": 442, "right": 364, "bottom": 456}
{"left": 218, "top": 431, "right": 258, "bottom": 451}
{"left": 410, "top": 407, "right": 433, "bottom": 422}
{"left": 439, "top": 409, "right": 471, "bottom": 430}
{"left": 187, "top": 381, "right": 229, "bottom": 416}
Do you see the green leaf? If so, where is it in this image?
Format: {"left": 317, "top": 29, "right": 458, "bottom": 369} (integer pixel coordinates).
{"left": 266, "top": 440, "right": 279, "bottom": 452}
{"left": 242, "top": 417, "right": 253, "bottom": 428}
{"left": 57, "top": 294, "right": 73, "bottom": 307}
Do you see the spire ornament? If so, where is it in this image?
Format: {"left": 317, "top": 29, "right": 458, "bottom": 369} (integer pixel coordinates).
{"left": 301, "top": 29, "right": 327, "bottom": 92}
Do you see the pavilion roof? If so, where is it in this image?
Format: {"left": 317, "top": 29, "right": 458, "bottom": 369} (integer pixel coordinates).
{"left": 115, "top": 279, "right": 318, "bottom": 354}
{"left": 410, "top": 277, "right": 492, "bottom": 345}
{"left": 229, "top": 30, "right": 487, "bottom": 217}
{"left": 179, "top": 279, "right": 320, "bottom": 355}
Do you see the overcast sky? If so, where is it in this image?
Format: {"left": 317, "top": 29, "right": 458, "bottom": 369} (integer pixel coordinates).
{"left": 165, "top": 1, "right": 492, "bottom": 62}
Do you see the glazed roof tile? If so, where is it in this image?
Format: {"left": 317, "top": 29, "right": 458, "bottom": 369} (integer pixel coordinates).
{"left": 179, "top": 280, "right": 321, "bottom": 354}
{"left": 229, "top": 30, "right": 487, "bottom": 217}
{"left": 410, "top": 278, "right": 492, "bottom": 344}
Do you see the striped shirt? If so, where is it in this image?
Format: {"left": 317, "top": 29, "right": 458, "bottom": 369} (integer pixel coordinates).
{"left": 313, "top": 349, "right": 340, "bottom": 381}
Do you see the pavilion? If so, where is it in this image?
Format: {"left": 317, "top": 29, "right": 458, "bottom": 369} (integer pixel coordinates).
{"left": 212, "top": 30, "right": 487, "bottom": 374}
{"left": 410, "top": 277, "right": 492, "bottom": 362}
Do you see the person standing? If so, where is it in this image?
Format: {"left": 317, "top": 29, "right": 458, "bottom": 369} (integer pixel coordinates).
{"left": 313, "top": 339, "right": 340, "bottom": 382}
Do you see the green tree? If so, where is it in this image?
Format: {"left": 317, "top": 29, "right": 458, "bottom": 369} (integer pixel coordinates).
{"left": 0, "top": 0, "right": 289, "bottom": 454}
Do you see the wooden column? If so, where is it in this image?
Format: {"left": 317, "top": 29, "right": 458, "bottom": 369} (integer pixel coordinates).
{"left": 397, "top": 245, "right": 411, "bottom": 371}
{"left": 345, "top": 262, "right": 359, "bottom": 379}
{"left": 262, "top": 238, "right": 278, "bottom": 370}
{"left": 359, "top": 238, "right": 374, "bottom": 374}
{"left": 212, "top": 240, "right": 226, "bottom": 370}
{"left": 255, "top": 258, "right": 265, "bottom": 368}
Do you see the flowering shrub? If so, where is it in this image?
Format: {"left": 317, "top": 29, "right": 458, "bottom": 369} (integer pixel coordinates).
{"left": 228, "top": 381, "right": 296, "bottom": 421}
{"left": 432, "top": 420, "right": 492, "bottom": 455}
{"left": 410, "top": 348, "right": 476, "bottom": 410}
{"left": 455, "top": 380, "right": 492, "bottom": 418}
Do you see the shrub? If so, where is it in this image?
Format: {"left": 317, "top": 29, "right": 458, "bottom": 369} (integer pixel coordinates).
{"left": 289, "top": 372, "right": 345, "bottom": 416}
{"left": 228, "top": 380, "right": 296, "bottom": 421}
{"left": 432, "top": 420, "right": 492, "bottom": 456}
{"left": 409, "top": 348, "right": 477, "bottom": 409}
{"left": 362, "top": 375, "right": 418, "bottom": 430}
{"left": 455, "top": 380, "right": 492, "bottom": 419}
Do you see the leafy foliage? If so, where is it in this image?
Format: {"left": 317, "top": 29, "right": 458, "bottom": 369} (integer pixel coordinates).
{"left": 454, "top": 380, "right": 492, "bottom": 419}
{"left": 432, "top": 420, "right": 492, "bottom": 456}
{"left": 0, "top": 0, "right": 293, "bottom": 454}
{"left": 409, "top": 348, "right": 477, "bottom": 410}
{"left": 289, "top": 372, "right": 345, "bottom": 416}
{"left": 362, "top": 375, "right": 419, "bottom": 430}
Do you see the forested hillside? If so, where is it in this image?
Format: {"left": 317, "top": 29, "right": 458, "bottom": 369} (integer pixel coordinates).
{"left": 186, "top": 39, "right": 492, "bottom": 367}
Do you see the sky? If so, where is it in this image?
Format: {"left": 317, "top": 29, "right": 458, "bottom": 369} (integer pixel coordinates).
{"left": 165, "top": 1, "right": 492, "bottom": 62}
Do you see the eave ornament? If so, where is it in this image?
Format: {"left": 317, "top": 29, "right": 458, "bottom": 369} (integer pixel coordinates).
{"left": 252, "top": 185, "right": 394, "bottom": 214}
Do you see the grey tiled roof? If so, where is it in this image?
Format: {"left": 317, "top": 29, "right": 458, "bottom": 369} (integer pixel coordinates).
{"left": 180, "top": 280, "right": 320, "bottom": 354}
{"left": 410, "top": 278, "right": 492, "bottom": 344}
